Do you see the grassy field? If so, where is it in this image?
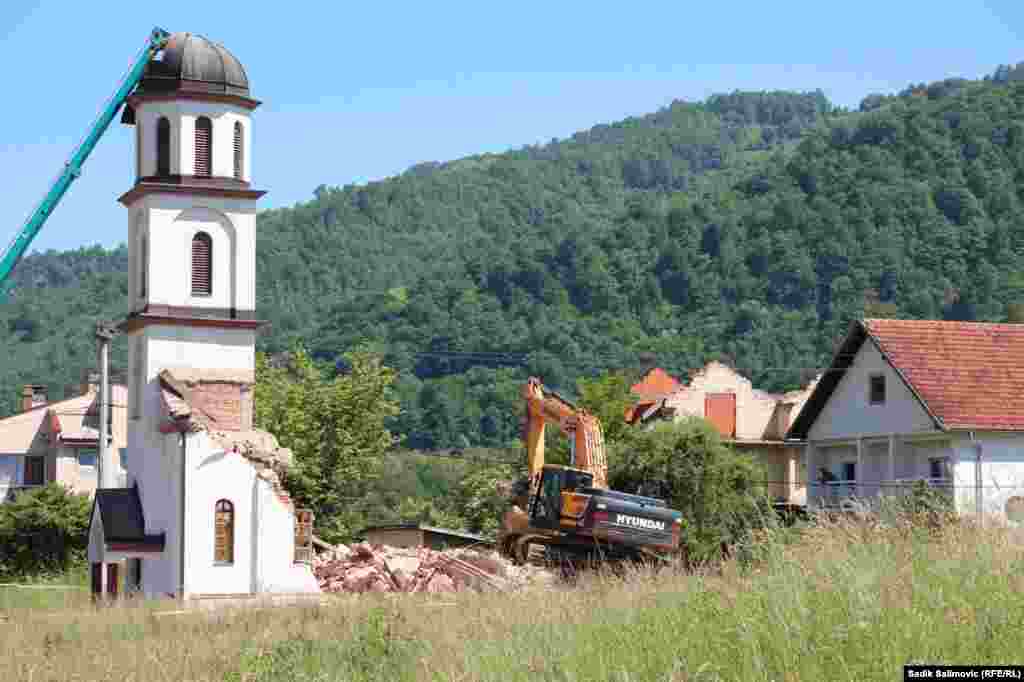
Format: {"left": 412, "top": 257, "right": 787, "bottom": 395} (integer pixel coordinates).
{"left": 0, "top": 565, "right": 89, "bottom": 610}
{"left": 2, "top": 517, "right": 1023, "bottom": 681}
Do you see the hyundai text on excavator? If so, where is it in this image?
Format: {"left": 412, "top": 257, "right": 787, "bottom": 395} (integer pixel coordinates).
{"left": 497, "top": 377, "right": 683, "bottom": 565}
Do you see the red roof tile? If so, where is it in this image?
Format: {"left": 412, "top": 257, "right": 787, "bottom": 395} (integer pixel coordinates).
{"left": 864, "top": 318, "right": 1024, "bottom": 430}
{"left": 631, "top": 368, "right": 681, "bottom": 399}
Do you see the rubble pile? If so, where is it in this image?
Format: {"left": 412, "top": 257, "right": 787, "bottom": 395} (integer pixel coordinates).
{"left": 313, "top": 542, "right": 553, "bottom": 594}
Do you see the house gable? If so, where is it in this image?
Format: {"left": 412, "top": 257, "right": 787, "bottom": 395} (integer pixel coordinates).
{"left": 804, "top": 334, "right": 938, "bottom": 441}
{"left": 663, "top": 362, "right": 780, "bottom": 440}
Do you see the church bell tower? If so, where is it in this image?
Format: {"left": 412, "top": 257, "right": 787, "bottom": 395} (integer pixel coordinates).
{"left": 118, "top": 33, "right": 265, "bottom": 480}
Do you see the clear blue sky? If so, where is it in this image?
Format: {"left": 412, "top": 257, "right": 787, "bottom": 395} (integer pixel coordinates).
{"left": 1, "top": 1, "right": 1021, "bottom": 254}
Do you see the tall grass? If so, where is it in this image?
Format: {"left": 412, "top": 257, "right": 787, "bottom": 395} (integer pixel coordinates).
{"left": 2, "top": 516, "right": 1022, "bottom": 681}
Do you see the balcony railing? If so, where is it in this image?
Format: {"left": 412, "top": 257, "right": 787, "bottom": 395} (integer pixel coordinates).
{"left": 817, "top": 478, "right": 953, "bottom": 509}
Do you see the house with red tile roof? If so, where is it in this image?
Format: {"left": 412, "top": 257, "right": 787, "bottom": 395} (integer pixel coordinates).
{"left": 629, "top": 362, "right": 818, "bottom": 506}
{"left": 0, "top": 376, "right": 128, "bottom": 502}
{"left": 787, "top": 318, "right": 1024, "bottom": 523}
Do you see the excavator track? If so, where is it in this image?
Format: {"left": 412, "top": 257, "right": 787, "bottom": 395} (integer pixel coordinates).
{"left": 501, "top": 532, "right": 670, "bottom": 574}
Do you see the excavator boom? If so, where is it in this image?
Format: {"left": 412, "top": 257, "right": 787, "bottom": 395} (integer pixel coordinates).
{"left": 0, "top": 28, "right": 170, "bottom": 301}
{"left": 522, "top": 377, "right": 607, "bottom": 489}
{"left": 500, "top": 376, "right": 683, "bottom": 565}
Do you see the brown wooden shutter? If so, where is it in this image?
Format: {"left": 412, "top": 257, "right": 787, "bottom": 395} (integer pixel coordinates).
{"left": 233, "top": 122, "right": 244, "bottom": 180}
{"left": 139, "top": 230, "right": 147, "bottom": 298}
{"left": 157, "top": 117, "right": 171, "bottom": 176}
{"left": 106, "top": 562, "right": 119, "bottom": 596}
{"left": 294, "top": 509, "right": 313, "bottom": 564}
{"left": 25, "top": 456, "right": 44, "bottom": 485}
{"left": 215, "top": 500, "right": 234, "bottom": 563}
{"left": 91, "top": 563, "right": 102, "bottom": 596}
{"left": 705, "top": 393, "right": 737, "bottom": 438}
{"left": 191, "top": 233, "right": 212, "bottom": 296}
{"left": 194, "top": 117, "right": 212, "bottom": 176}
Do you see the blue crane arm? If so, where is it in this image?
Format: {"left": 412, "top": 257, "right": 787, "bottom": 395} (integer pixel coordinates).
{"left": 0, "top": 27, "right": 170, "bottom": 300}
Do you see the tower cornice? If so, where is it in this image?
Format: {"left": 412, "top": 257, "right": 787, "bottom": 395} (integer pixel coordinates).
{"left": 118, "top": 306, "right": 267, "bottom": 334}
{"left": 127, "top": 91, "right": 261, "bottom": 111}
{"left": 119, "top": 177, "right": 266, "bottom": 206}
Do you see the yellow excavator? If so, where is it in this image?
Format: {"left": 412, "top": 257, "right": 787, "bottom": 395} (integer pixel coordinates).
{"left": 497, "top": 377, "right": 683, "bottom": 565}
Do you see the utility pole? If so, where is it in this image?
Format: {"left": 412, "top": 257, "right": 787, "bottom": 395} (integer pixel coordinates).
{"left": 95, "top": 322, "right": 118, "bottom": 489}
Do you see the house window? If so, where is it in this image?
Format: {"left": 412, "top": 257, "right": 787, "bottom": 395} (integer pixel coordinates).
{"left": 24, "top": 456, "right": 44, "bottom": 486}
{"left": 233, "top": 122, "right": 244, "bottom": 180}
{"left": 119, "top": 449, "right": 127, "bottom": 470}
{"left": 194, "top": 117, "right": 212, "bottom": 176}
{"left": 869, "top": 374, "right": 886, "bottom": 405}
{"left": 78, "top": 449, "right": 97, "bottom": 468}
{"left": 191, "top": 232, "right": 212, "bottom": 297}
{"left": 929, "top": 457, "right": 951, "bottom": 481}
{"left": 156, "top": 117, "right": 171, "bottom": 176}
{"left": 214, "top": 499, "right": 234, "bottom": 564}
{"left": 840, "top": 461, "right": 856, "bottom": 482}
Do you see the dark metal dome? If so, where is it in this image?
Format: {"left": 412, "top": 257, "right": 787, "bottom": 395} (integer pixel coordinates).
{"left": 137, "top": 32, "right": 250, "bottom": 97}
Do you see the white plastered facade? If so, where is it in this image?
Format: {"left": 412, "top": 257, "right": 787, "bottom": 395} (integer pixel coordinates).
{"left": 89, "top": 94, "right": 319, "bottom": 598}
{"left": 134, "top": 100, "right": 252, "bottom": 182}
{"left": 803, "top": 337, "right": 1024, "bottom": 524}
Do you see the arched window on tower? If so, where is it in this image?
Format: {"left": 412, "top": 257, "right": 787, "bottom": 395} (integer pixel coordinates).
{"left": 233, "top": 122, "right": 244, "bottom": 180}
{"left": 156, "top": 117, "right": 171, "bottom": 176}
{"left": 191, "top": 232, "right": 212, "bottom": 297}
{"left": 139, "top": 228, "right": 147, "bottom": 299}
{"left": 214, "top": 500, "right": 234, "bottom": 564}
{"left": 194, "top": 116, "right": 212, "bottom": 176}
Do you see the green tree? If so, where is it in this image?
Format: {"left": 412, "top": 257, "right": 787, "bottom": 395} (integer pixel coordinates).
{"left": 254, "top": 345, "right": 400, "bottom": 544}
{"left": 609, "top": 418, "right": 775, "bottom": 566}
{"left": 575, "top": 370, "right": 642, "bottom": 453}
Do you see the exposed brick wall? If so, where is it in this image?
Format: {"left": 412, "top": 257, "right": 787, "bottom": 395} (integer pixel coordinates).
{"left": 191, "top": 382, "right": 250, "bottom": 431}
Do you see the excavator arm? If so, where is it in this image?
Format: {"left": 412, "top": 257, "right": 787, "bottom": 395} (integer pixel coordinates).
{"left": 0, "top": 27, "right": 170, "bottom": 301}
{"left": 501, "top": 377, "right": 679, "bottom": 565}
{"left": 522, "top": 377, "right": 608, "bottom": 490}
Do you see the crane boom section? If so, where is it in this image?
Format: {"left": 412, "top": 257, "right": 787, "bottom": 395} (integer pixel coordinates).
{"left": 522, "top": 377, "right": 608, "bottom": 490}
{"left": 0, "top": 27, "right": 170, "bottom": 299}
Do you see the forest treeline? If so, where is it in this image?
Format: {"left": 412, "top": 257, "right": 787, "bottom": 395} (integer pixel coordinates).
{"left": 4, "top": 66, "right": 1024, "bottom": 451}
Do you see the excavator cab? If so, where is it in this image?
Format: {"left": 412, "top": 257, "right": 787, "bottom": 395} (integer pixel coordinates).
{"left": 528, "top": 465, "right": 594, "bottom": 530}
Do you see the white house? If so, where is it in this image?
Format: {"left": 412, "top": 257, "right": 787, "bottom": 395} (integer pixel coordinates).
{"left": 87, "top": 33, "right": 319, "bottom": 599}
{"left": 0, "top": 378, "right": 128, "bottom": 501}
{"left": 787, "top": 318, "right": 1024, "bottom": 524}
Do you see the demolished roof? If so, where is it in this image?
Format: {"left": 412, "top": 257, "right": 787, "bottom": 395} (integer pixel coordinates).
{"left": 157, "top": 370, "right": 296, "bottom": 508}
{"left": 157, "top": 367, "right": 252, "bottom": 430}
{"left": 630, "top": 367, "right": 681, "bottom": 400}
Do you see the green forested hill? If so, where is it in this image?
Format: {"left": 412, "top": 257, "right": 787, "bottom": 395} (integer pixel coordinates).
{"left": 5, "top": 73, "right": 1024, "bottom": 451}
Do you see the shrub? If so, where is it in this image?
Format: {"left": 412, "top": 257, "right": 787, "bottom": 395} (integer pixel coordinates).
{"left": 890, "top": 479, "right": 957, "bottom": 530}
{"left": 0, "top": 484, "right": 91, "bottom": 579}
{"left": 609, "top": 417, "right": 777, "bottom": 568}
